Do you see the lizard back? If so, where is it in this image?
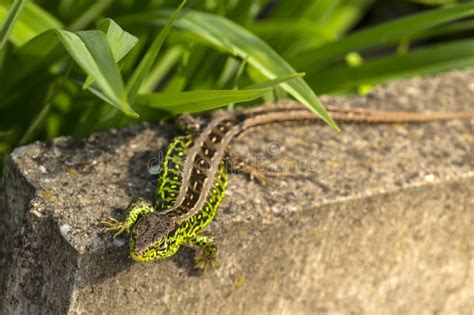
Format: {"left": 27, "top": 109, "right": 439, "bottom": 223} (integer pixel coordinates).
{"left": 157, "top": 114, "right": 243, "bottom": 222}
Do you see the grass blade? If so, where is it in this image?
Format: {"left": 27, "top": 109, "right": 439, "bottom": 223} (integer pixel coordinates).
{"left": 407, "top": 19, "right": 474, "bottom": 43}
{"left": 248, "top": 19, "right": 335, "bottom": 44}
{"left": 0, "top": 29, "right": 62, "bottom": 95}
{"left": 68, "top": 0, "right": 112, "bottom": 31}
{"left": 309, "top": 39, "right": 474, "bottom": 93}
{"left": 179, "top": 10, "right": 338, "bottom": 130}
{"left": 119, "top": 9, "right": 339, "bottom": 131}
{"left": 243, "top": 73, "right": 305, "bottom": 90}
{"left": 0, "top": 0, "right": 62, "bottom": 46}
{"left": 135, "top": 88, "right": 271, "bottom": 113}
{"left": 0, "top": 0, "right": 27, "bottom": 51}
{"left": 126, "top": 0, "right": 185, "bottom": 103}
{"left": 138, "top": 45, "right": 184, "bottom": 93}
{"left": 294, "top": 2, "right": 474, "bottom": 70}
{"left": 18, "top": 102, "right": 51, "bottom": 146}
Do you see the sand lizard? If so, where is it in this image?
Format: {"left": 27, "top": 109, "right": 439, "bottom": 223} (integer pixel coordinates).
{"left": 102, "top": 101, "right": 473, "bottom": 269}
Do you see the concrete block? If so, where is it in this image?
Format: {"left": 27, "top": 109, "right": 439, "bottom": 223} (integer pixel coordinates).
{"left": 1, "top": 70, "right": 473, "bottom": 314}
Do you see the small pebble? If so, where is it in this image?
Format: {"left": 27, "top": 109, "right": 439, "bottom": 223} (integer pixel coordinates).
{"left": 424, "top": 174, "right": 435, "bottom": 182}
{"left": 113, "top": 238, "right": 126, "bottom": 247}
{"left": 60, "top": 224, "right": 72, "bottom": 236}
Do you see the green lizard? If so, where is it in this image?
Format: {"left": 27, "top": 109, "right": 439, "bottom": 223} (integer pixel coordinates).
{"left": 102, "top": 101, "right": 474, "bottom": 269}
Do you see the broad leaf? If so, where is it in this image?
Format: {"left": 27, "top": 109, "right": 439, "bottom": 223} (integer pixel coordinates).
{"left": 100, "top": 19, "right": 138, "bottom": 62}
{"left": 136, "top": 88, "right": 271, "bottom": 113}
{"left": 83, "top": 18, "right": 138, "bottom": 89}
{"left": 57, "top": 30, "right": 137, "bottom": 117}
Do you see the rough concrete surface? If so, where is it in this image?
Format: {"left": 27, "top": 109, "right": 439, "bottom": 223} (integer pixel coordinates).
{"left": 0, "top": 70, "right": 473, "bottom": 315}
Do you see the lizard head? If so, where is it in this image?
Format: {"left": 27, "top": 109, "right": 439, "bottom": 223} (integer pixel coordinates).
{"left": 129, "top": 214, "right": 179, "bottom": 262}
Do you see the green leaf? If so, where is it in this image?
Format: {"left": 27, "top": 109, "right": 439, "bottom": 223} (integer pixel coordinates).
{"left": 247, "top": 19, "right": 335, "bottom": 44}
{"left": 295, "top": 2, "right": 474, "bottom": 70}
{"left": 0, "top": 0, "right": 62, "bottom": 46}
{"left": 67, "top": 0, "right": 113, "bottom": 32}
{"left": 100, "top": 19, "right": 138, "bottom": 62}
{"left": 408, "top": 19, "right": 474, "bottom": 43}
{"left": 135, "top": 88, "right": 271, "bottom": 113}
{"left": 243, "top": 73, "right": 305, "bottom": 90}
{"left": 0, "top": 29, "right": 62, "bottom": 95}
{"left": 83, "top": 18, "right": 138, "bottom": 89}
{"left": 126, "top": 0, "right": 185, "bottom": 103}
{"left": 18, "top": 101, "right": 51, "bottom": 146}
{"left": 119, "top": 9, "right": 339, "bottom": 131}
{"left": 309, "top": 39, "right": 474, "bottom": 93}
{"left": 318, "top": 0, "right": 373, "bottom": 36}
{"left": 301, "top": 0, "right": 343, "bottom": 22}
{"left": 0, "top": 0, "right": 27, "bottom": 52}
{"left": 411, "top": 0, "right": 457, "bottom": 6}
{"left": 138, "top": 45, "right": 184, "bottom": 93}
{"left": 57, "top": 30, "right": 137, "bottom": 117}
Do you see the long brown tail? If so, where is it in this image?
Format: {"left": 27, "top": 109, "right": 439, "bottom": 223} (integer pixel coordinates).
{"left": 238, "top": 101, "right": 474, "bottom": 132}
{"left": 242, "top": 101, "right": 474, "bottom": 125}
{"left": 328, "top": 108, "right": 474, "bottom": 123}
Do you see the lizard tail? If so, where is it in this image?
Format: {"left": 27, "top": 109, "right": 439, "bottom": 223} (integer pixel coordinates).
{"left": 330, "top": 109, "right": 474, "bottom": 123}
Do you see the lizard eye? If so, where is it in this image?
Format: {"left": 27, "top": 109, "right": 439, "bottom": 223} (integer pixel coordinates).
{"left": 176, "top": 114, "right": 202, "bottom": 133}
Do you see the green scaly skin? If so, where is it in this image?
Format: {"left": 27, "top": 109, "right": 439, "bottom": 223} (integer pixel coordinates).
{"left": 103, "top": 135, "right": 227, "bottom": 269}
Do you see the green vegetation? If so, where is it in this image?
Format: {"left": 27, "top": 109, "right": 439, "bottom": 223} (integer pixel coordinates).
{"left": 0, "top": 0, "right": 473, "bottom": 166}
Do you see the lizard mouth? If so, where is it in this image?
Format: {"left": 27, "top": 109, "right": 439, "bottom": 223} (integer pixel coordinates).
{"left": 130, "top": 251, "right": 146, "bottom": 262}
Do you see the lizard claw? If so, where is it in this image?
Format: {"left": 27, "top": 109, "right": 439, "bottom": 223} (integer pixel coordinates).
{"left": 194, "top": 253, "right": 219, "bottom": 271}
{"left": 101, "top": 217, "right": 129, "bottom": 238}
{"left": 249, "top": 171, "right": 273, "bottom": 186}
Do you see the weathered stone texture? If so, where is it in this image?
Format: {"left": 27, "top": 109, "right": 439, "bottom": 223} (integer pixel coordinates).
{"left": 0, "top": 70, "right": 473, "bottom": 314}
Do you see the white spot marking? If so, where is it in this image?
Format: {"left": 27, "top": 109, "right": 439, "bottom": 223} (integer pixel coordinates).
{"left": 113, "top": 238, "right": 126, "bottom": 247}
{"left": 424, "top": 174, "right": 436, "bottom": 182}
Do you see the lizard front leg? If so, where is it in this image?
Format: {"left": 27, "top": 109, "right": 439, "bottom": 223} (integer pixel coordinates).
{"left": 102, "top": 198, "right": 156, "bottom": 238}
{"left": 187, "top": 234, "right": 218, "bottom": 270}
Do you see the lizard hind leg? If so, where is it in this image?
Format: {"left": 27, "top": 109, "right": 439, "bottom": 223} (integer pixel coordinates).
{"left": 225, "top": 149, "right": 298, "bottom": 186}
{"left": 101, "top": 198, "right": 156, "bottom": 238}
